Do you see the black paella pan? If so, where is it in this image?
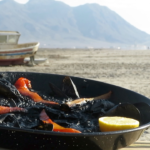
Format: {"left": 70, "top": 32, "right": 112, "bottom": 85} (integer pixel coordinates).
{"left": 0, "top": 72, "right": 150, "bottom": 150}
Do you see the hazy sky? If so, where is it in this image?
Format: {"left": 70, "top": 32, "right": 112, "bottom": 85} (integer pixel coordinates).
{"left": 1, "top": 0, "right": 150, "bottom": 34}
{"left": 0, "top": 0, "right": 29, "bottom": 3}
{"left": 13, "top": 0, "right": 29, "bottom": 3}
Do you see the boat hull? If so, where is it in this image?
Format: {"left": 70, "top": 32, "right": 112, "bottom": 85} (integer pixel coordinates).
{"left": 0, "top": 58, "right": 24, "bottom": 66}
{"left": 0, "top": 42, "right": 40, "bottom": 65}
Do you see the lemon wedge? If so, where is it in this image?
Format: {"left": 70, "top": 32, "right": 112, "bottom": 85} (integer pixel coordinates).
{"left": 99, "top": 116, "right": 139, "bottom": 132}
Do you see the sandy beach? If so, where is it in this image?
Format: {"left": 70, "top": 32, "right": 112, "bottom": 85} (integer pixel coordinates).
{"left": 0, "top": 48, "right": 150, "bottom": 141}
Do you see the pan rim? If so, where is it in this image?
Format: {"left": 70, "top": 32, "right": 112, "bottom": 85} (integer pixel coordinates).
{"left": 0, "top": 123, "right": 149, "bottom": 137}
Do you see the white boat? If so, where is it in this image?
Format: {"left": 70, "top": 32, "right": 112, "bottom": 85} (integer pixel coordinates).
{"left": 0, "top": 31, "right": 40, "bottom": 65}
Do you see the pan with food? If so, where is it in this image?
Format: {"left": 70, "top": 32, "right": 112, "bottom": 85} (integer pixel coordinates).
{"left": 0, "top": 72, "right": 149, "bottom": 150}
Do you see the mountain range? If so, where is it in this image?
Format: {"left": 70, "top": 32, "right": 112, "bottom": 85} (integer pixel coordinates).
{"left": 0, "top": 0, "right": 150, "bottom": 48}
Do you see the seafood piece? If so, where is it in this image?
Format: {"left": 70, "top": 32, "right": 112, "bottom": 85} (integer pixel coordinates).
{"left": 49, "top": 82, "right": 68, "bottom": 98}
{"left": 0, "top": 78, "right": 23, "bottom": 99}
{"left": 104, "top": 103, "right": 141, "bottom": 122}
{"left": 14, "top": 77, "right": 59, "bottom": 106}
{"left": 62, "top": 76, "right": 80, "bottom": 98}
{"left": 0, "top": 106, "right": 27, "bottom": 115}
{"left": 66, "top": 91, "right": 112, "bottom": 108}
{"left": 134, "top": 102, "right": 150, "bottom": 125}
{"left": 40, "top": 109, "right": 81, "bottom": 133}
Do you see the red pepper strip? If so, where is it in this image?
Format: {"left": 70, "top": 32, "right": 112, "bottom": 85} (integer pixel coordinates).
{"left": 40, "top": 109, "right": 81, "bottom": 133}
{"left": 66, "top": 91, "right": 112, "bottom": 107}
{"left": 0, "top": 106, "right": 26, "bottom": 114}
{"left": 14, "top": 77, "right": 59, "bottom": 105}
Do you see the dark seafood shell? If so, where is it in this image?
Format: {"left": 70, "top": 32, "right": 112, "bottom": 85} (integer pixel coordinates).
{"left": 104, "top": 102, "right": 141, "bottom": 122}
